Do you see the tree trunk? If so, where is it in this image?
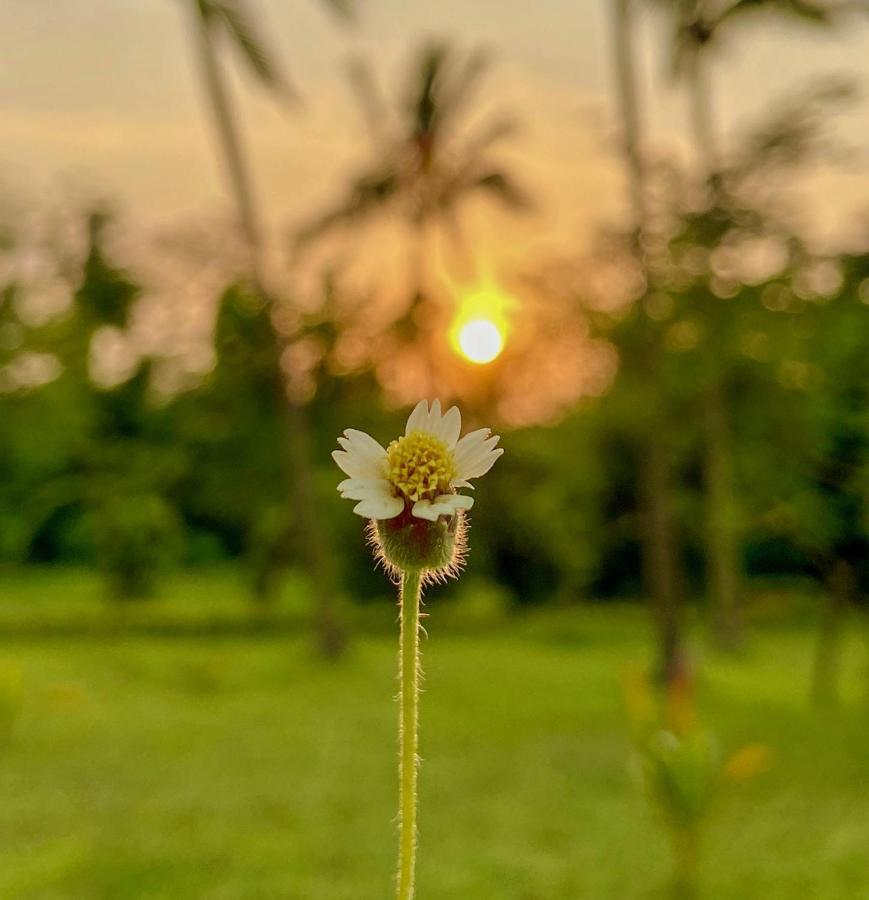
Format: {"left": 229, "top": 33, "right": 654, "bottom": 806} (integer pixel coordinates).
{"left": 811, "top": 558, "right": 854, "bottom": 707}
{"left": 689, "top": 55, "right": 719, "bottom": 181}
{"left": 193, "top": 9, "right": 263, "bottom": 279}
{"left": 641, "top": 428, "right": 685, "bottom": 683}
{"left": 703, "top": 379, "right": 743, "bottom": 649}
{"left": 689, "top": 53, "right": 743, "bottom": 650}
{"left": 192, "top": 7, "right": 345, "bottom": 656}
{"left": 286, "top": 400, "right": 346, "bottom": 658}
{"left": 610, "top": 0, "right": 684, "bottom": 682}
{"left": 611, "top": 0, "right": 648, "bottom": 237}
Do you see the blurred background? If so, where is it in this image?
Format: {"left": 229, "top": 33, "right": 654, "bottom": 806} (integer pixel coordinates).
{"left": 1, "top": 1, "right": 868, "bottom": 897}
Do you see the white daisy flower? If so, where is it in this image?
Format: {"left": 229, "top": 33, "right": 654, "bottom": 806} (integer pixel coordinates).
{"left": 333, "top": 399, "right": 503, "bottom": 522}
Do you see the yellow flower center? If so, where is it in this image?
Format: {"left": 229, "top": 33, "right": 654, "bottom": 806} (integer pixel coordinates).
{"left": 386, "top": 430, "right": 456, "bottom": 503}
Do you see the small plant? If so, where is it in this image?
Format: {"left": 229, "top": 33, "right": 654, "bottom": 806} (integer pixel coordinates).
{"left": 624, "top": 669, "right": 772, "bottom": 899}
{"left": 334, "top": 399, "right": 503, "bottom": 900}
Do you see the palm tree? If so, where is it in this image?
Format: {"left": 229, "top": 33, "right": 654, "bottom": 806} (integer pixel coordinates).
{"left": 655, "top": 1, "right": 847, "bottom": 174}
{"left": 182, "top": 0, "right": 353, "bottom": 656}
{"left": 651, "top": 0, "right": 850, "bottom": 650}
{"left": 609, "top": 0, "right": 686, "bottom": 682}
{"left": 294, "top": 40, "right": 528, "bottom": 313}
{"left": 297, "top": 40, "right": 527, "bottom": 233}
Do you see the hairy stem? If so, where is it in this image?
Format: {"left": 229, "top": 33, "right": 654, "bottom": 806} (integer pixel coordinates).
{"left": 397, "top": 568, "right": 422, "bottom": 900}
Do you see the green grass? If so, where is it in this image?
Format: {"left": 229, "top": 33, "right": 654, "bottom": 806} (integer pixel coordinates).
{"left": 0, "top": 570, "right": 867, "bottom": 897}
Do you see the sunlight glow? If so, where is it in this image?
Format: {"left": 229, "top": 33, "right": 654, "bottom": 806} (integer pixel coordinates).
{"left": 449, "top": 284, "right": 513, "bottom": 366}
{"left": 457, "top": 318, "right": 504, "bottom": 364}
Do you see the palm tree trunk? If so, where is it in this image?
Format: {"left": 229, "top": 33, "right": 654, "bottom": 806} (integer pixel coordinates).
{"left": 193, "top": 9, "right": 263, "bottom": 281}
{"left": 812, "top": 558, "right": 854, "bottom": 707}
{"left": 192, "top": 7, "right": 345, "bottom": 656}
{"left": 612, "top": 0, "right": 648, "bottom": 238}
{"left": 688, "top": 53, "right": 743, "bottom": 650}
{"left": 641, "top": 412, "right": 684, "bottom": 682}
{"left": 703, "top": 380, "right": 743, "bottom": 649}
{"left": 286, "top": 400, "right": 346, "bottom": 658}
{"left": 611, "top": 0, "right": 684, "bottom": 681}
{"left": 689, "top": 56, "right": 719, "bottom": 180}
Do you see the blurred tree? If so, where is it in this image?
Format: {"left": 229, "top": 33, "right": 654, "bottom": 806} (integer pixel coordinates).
{"left": 181, "top": 0, "right": 355, "bottom": 655}
{"left": 474, "top": 416, "right": 605, "bottom": 605}
{"left": 651, "top": 0, "right": 853, "bottom": 649}
{"left": 0, "top": 211, "right": 188, "bottom": 599}
{"left": 608, "top": 0, "right": 686, "bottom": 681}
{"left": 172, "top": 284, "right": 294, "bottom": 607}
{"left": 296, "top": 40, "right": 527, "bottom": 249}
{"left": 294, "top": 39, "right": 528, "bottom": 395}
{"left": 653, "top": 0, "right": 848, "bottom": 173}
{"left": 755, "top": 253, "right": 869, "bottom": 704}
{"left": 0, "top": 267, "right": 94, "bottom": 563}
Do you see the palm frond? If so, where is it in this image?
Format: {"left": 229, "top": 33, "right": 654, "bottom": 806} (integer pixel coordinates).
{"left": 317, "top": 0, "right": 357, "bottom": 22}
{"left": 463, "top": 116, "right": 521, "bottom": 160}
{"left": 472, "top": 170, "right": 532, "bottom": 210}
{"left": 345, "top": 56, "right": 389, "bottom": 147}
{"left": 212, "top": 0, "right": 297, "bottom": 98}
{"left": 294, "top": 167, "right": 402, "bottom": 249}
{"left": 405, "top": 40, "right": 449, "bottom": 138}
{"left": 436, "top": 45, "right": 491, "bottom": 128}
{"left": 720, "top": 0, "right": 842, "bottom": 27}
{"left": 730, "top": 76, "right": 858, "bottom": 181}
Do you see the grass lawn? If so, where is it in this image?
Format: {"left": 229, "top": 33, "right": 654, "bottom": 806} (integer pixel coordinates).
{"left": 0, "top": 569, "right": 867, "bottom": 898}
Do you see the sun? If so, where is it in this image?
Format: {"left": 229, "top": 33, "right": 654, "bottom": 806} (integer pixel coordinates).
{"left": 457, "top": 318, "right": 504, "bottom": 364}
{"left": 449, "top": 285, "right": 512, "bottom": 365}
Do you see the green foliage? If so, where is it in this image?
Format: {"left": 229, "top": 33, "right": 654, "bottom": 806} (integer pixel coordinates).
{"left": 93, "top": 494, "right": 184, "bottom": 600}
{"left": 475, "top": 418, "right": 605, "bottom": 604}
{"left": 73, "top": 212, "right": 140, "bottom": 330}
{"left": 246, "top": 504, "right": 294, "bottom": 604}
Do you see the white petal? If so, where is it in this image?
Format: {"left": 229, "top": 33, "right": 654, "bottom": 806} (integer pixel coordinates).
{"left": 458, "top": 446, "right": 503, "bottom": 480}
{"left": 412, "top": 493, "right": 474, "bottom": 521}
{"left": 458, "top": 435, "right": 500, "bottom": 469}
{"left": 333, "top": 429, "right": 387, "bottom": 479}
{"left": 427, "top": 399, "right": 442, "bottom": 434}
{"left": 353, "top": 495, "right": 404, "bottom": 519}
{"left": 453, "top": 428, "right": 491, "bottom": 468}
{"left": 338, "top": 429, "right": 387, "bottom": 466}
{"left": 433, "top": 405, "right": 461, "bottom": 448}
{"left": 450, "top": 479, "right": 475, "bottom": 490}
{"left": 338, "top": 478, "right": 393, "bottom": 501}
{"left": 332, "top": 449, "right": 383, "bottom": 479}
{"left": 405, "top": 400, "right": 430, "bottom": 435}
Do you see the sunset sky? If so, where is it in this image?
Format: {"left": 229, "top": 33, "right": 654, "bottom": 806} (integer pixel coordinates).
{"left": 3, "top": 1, "right": 869, "bottom": 261}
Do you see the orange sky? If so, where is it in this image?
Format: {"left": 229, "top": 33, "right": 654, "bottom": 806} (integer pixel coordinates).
{"left": 3, "top": 2, "right": 869, "bottom": 422}
{"left": 2, "top": 0, "right": 869, "bottom": 257}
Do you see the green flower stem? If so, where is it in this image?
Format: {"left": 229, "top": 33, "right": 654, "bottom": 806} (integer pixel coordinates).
{"left": 397, "top": 568, "right": 422, "bottom": 900}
